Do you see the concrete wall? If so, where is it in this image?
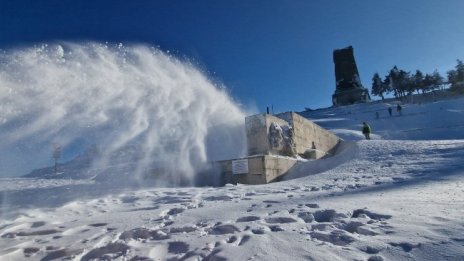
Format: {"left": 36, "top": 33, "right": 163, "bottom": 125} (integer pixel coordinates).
{"left": 222, "top": 111, "right": 341, "bottom": 184}
{"left": 261, "top": 155, "right": 297, "bottom": 182}
{"left": 247, "top": 112, "right": 340, "bottom": 159}
{"left": 277, "top": 112, "right": 340, "bottom": 157}
{"left": 217, "top": 155, "right": 298, "bottom": 185}
{"left": 245, "top": 114, "right": 289, "bottom": 155}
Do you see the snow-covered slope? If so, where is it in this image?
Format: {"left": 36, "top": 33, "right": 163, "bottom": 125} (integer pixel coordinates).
{"left": 1, "top": 96, "right": 464, "bottom": 261}
{"left": 300, "top": 97, "right": 464, "bottom": 140}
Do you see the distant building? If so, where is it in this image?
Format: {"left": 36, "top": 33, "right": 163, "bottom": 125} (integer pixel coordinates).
{"left": 332, "top": 46, "right": 370, "bottom": 106}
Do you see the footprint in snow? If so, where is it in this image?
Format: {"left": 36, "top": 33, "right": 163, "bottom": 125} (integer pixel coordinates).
{"left": 80, "top": 242, "right": 130, "bottom": 261}
{"left": 166, "top": 208, "right": 185, "bottom": 216}
{"left": 164, "top": 225, "right": 197, "bottom": 234}
{"left": 388, "top": 242, "right": 421, "bottom": 252}
{"left": 239, "top": 235, "right": 251, "bottom": 246}
{"left": 203, "top": 195, "right": 234, "bottom": 201}
{"left": 154, "top": 195, "right": 192, "bottom": 204}
{"left": 88, "top": 223, "right": 107, "bottom": 227}
{"left": 127, "top": 206, "right": 160, "bottom": 212}
{"left": 309, "top": 230, "right": 356, "bottom": 246}
{"left": 180, "top": 248, "right": 226, "bottom": 261}
{"left": 31, "top": 221, "right": 46, "bottom": 228}
{"left": 251, "top": 227, "right": 266, "bottom": 234}
{"left": 263, "top": 200, "right": 281, "bottom": 204}
{"left": 339, "top": 221, "right": 378, "bottom": 236}
{"left": 23, "top": 247, "right": 40, "bottom": 257}
{"left": 268, "top": 225, "right": 284, "bottom": 232}
{"left": 120, "top": 195, "right": 140, "bottom": 203}
{"left": 305, "top": 203, "right": 320, "bottom": 208}
{"left": 361, "top": 245, "right": 382, "bottom": 254}
{"left": 2, "top": 229, "right": 61, "bottom": 238}
{"left": 227, "top": 235, "right": 238, "bottom": 243}
{"left": 208, "top": 224, "right": 240, "bottom": 235}
{"left": 160, "top": 207, "right": 186, "bottom": 220}
{"left": 352, "top": 209, "right": 392, "bottom": 221}
{"left": 130, "top": 255, "right": 152, "bottom": 261}
{"left": 264, "top": 217, "right": 298, "bottom": 224}
{"left": 368, "top": 255, "right": 385, "bottom": 261}
{"left": 119, "top": 227, "right": 170, "bottom": 241}
{"left": 297, "top": 212, "right": 315, "bottom": 223}
{"left": 168, "top": 241, "right": 189, "bottom": 254}
{"left": 312, "top": 209, "right": 348, "bottom": 222}
{"left": 220, "top": 234, "right": 252, "bottom": 247}
{"left": 236, "top": 216, "right": 261, "bottom": 222}
{"left": 41, "top": 248, "right": 83, "bottom": 261}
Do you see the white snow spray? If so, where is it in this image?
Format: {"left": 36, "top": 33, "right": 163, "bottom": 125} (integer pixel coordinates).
{"left": 0, "top": 42, "right": 248, "bottom": 186}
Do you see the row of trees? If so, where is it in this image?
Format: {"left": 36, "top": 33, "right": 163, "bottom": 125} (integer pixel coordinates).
{"left": 448, "top": 60, "right": 464, "bottom": 92}
{"left": 371, "top": 59, "right": 464, "bottom": 100}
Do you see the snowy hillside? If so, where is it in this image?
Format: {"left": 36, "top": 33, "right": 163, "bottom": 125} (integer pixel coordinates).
{"left": 300, "top": 96, "right": 464, "bottom": 140}
{"left": 1, "top": 96, "right": 464, "bottom": 261}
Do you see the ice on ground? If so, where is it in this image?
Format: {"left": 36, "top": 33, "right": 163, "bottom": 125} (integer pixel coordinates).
{"left": 1, "top": 96, "right": 464, "bottom": 260}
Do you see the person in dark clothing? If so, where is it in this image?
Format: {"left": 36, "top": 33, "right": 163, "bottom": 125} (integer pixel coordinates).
{"left": 362, "top": 122, "right": 371, "bottom": 140}
{"left": 397, "top": 104, "right": 402, "bottom": 115}
{"left": 388, "top": 107, "right": 392, "bottom": 116}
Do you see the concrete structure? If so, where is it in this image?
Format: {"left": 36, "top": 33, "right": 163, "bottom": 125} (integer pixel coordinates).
{"left": 332, "top": 46, "right": 370, "bottom": 106}
{"left": 218, "top": 155, "right": 298, "bottom": 184}
{"left": 217, "top": 112, "right": 340, "bottom": 185}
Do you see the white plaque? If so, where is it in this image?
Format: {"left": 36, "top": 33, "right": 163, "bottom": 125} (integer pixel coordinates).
{"left": 232, "top": 159, "right": 248, "bottom": 174}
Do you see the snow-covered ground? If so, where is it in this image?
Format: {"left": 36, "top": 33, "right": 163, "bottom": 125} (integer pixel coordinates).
{"left": 1, "top": 97, "right": 464, "bottom": 261}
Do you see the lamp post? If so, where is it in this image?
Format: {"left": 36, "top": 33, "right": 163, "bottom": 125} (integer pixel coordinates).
{"left": 53, "top": 145, "right": 62, "bottom": 175}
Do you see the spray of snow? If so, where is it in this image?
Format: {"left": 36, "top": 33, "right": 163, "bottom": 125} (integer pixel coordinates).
{"left": 0, "top": 42, "right": 248, "bottom": 185}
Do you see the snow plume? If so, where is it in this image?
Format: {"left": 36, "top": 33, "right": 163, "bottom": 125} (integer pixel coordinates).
{"left": 0, "top": 42, "right": 247, "bottom": 186}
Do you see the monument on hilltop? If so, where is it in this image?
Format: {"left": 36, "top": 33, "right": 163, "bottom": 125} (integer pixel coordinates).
{"left": 332, "top": 46, "right": 370, "bottom": 106}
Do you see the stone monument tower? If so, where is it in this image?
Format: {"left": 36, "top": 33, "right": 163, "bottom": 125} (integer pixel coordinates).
{"left": 331, "top": 46, "right": 370, "bottom": 106}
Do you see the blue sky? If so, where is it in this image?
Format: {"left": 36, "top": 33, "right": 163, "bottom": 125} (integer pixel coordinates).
{"left": 1, "top": 0, "right": 463, "bottom": 112}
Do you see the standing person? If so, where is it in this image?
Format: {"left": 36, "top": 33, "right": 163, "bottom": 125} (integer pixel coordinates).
{"left": 388, "top": 107, "right": 392, "bottom": 116}
{"left": 362, "top": 122, "right": 371, "bottom": 140}
{"left": 397, "top": 104, "right": 402, "bottom": 115}
{"left": 375, "top": 111, "right": 379, "bottom": 119}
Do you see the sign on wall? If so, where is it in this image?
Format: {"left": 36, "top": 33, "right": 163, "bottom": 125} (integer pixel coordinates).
{"left": 232, "top": 159, "right": 248, "bottom": 174}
